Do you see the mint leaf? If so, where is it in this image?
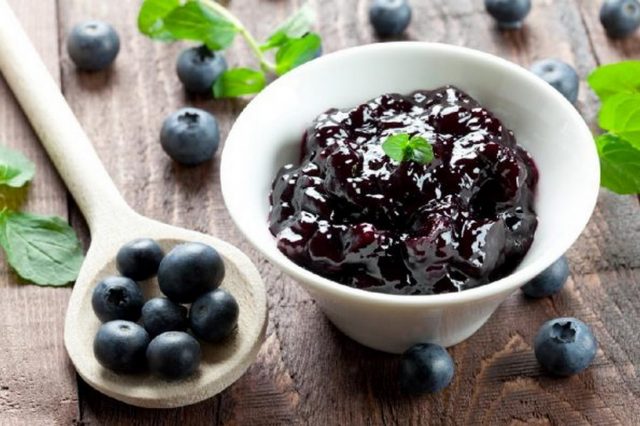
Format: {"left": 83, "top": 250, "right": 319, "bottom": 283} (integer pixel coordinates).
{"left": 588, "top": 61, "right": 640, "bottom": 101}
{"left": 261, "top": 4, "right": 315, "bottom": 51}
{"left": 274, "top": 33, "right": 321, "bottom": 75}
{"left": 213, "top": 67, "right": 266, "bottom": 98}
{"left": 0, "top": 145, "right": 35, "bottom": 188}
{"left": 596, "top": 133, "right": 640, "bottom": 195}
{"left": 408, "top": 136, "right": 435, "bottom": 164}
{"left": 164, "top": 2, "right": 238, "bottom": 51}
{"left": 598, "top": 93, "right": 640, "bottom": 149}
{"left": 382, "top": 133, "right": 434, "bottom": 164}
{"left": 0, "top": 211, "right": 84, "bottom": 286}
{"left": 382, "top": 133, "right": 411, "bottom": 161}
{"left": 138, "top": 0, "right": 182, "bottom": 41}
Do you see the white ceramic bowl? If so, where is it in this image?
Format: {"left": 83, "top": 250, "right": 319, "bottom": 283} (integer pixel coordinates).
{"left": 220, "top": 42, "right": 599, "bottom": 354}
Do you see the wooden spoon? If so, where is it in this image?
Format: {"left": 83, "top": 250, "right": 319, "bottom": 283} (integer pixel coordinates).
{"left": 0, "top": 1, "right": 267, "bottom": 408}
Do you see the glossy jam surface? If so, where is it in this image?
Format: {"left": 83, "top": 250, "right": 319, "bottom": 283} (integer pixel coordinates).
{"left": 269, "top": 86, "right": 538, "bottom": 295}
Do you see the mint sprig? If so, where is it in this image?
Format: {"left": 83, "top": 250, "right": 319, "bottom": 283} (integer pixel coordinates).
{"left": 138, "top": 0, "right": 322, "bottom": 98}
{"left": 382, "top": 133, "right": 434, "bottom": 165}
{"left": 588, "top": 60, "right": 640, "bottom": 194}
{"left": 0, "top": 145, "right": 84, "bottom": 286}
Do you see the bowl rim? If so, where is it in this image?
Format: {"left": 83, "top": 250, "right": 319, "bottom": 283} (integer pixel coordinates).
{"left": 221, "top": 41, "right": 600, "bottom": 307}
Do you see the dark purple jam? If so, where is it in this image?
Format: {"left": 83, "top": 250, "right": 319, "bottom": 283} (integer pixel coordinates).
{"left": 268, "top": 86, "right": 538, "bottom": 295}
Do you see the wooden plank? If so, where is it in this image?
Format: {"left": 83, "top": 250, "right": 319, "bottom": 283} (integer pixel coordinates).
{"left": 0, "top": 1, "right": 80, "bottom": 425}
{"left": 51, "top": 0, "right": 640, "bottom": 424}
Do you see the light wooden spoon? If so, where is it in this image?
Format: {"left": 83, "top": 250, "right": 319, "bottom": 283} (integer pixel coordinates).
{"left": 0, "top": 0, "right": 267, "bottom": 409}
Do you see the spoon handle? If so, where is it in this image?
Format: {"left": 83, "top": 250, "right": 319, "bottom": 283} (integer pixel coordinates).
{"left": 0, "top": 0, "right": 134, "bottom": 233}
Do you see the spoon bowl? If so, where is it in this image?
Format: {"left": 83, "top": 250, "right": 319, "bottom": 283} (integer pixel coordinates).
{"left": 0, "top": 0, "right": 267, "bottom": 408}
{"left": 66, "top": 216, "right": 267, "bottom": 408}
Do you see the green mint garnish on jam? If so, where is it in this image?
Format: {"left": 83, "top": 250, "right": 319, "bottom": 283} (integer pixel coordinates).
{"left": 382, "top": 133, "right": 434, "bottom": 165}
{"left": 588, "top": 60, "right": 640, "bottom": 194}
{"left": 138, "top": 0, "right": 321, "bottom": 98}
{"left": 0, "top": 145, "right": 84, "bottom": 286}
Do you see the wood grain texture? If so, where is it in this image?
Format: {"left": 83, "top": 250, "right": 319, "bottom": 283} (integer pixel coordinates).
{"left": 0, "top": 1, "right": 79, "bottom": 425}
{"left": 1, "top": 0, "right": 637, "bottom": 424}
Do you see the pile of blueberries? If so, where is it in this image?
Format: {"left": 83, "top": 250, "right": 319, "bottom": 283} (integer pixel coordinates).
{"left": 91, "top": 239, "right": 239, "bottom": 380}
{"left": 400, "top": 256, "right": 598, "bottom": 394}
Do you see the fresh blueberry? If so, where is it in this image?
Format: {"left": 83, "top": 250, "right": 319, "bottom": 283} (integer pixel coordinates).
{"left": 530, "top": 59, "right": 580, "bottom": 104}
{"left": 177, "top": 45, "right": 228, "bottom": 94}
{"left": 158, "top": 242, "right": 225, "bottom": 303}
{"left": 189, "top": 289, "right": 239, "bottom": 343}
{"left": 369, "top": 0, "right": 412, "bottom": 37}
{"left": 484, "top": 0, "right": 532, "bottom": 29}
{"left": 141, "top": 297, "right": 188, "bottom": 337}
{"left": 91, "top": 276, "right": 144, "bottom": 322}
{"left": 67, "top": 20, "right": 120, "bottom": 71}
{"left": 600, "top": 0, "right": 640, "bottom": 38}
{"left": 399, "top": 343, "right": 455, "bottom": 394}
{"left": 160, "top": 108, "right": 220, "bottom": 166}
{"left": 146, "top": 331, "right": 201, "bottom": 380}
{"left": 534, "top": 317, "right": 597, "bottom": 376}
{"left": 116, "top": 238, "right": 165, "bottom": 281}
{"left": 93, "top": 320, "right": 150, "bottom": 373}
{"left": 522, "top": 256, "right": 570, "bottom": 298}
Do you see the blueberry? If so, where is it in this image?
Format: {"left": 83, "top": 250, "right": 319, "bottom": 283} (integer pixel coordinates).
{"left": 158, "top": 242, "right": 225, "bottom": 303}
{"left": 189, "top": 289, "right": 239, "bottom": 343}
{"left": 600, "top": 0, "right": 640, "bottom": 38}
{"left": 141, "top": 297, "right": 188, "bottom": 337}
{"left": 146, "top": 331, "right": 201, "bottom": 380}
{"left": 91, "top": 276, "right": 144, "bottom": 322}
{"left": 369, "top": 0, "right": 412, "bottom": 37}
{"left": 530, "top": 59, "right": 580, "bottom": 104}
{"left": 522, "top": 256, "right": 570, "bottom": 298}
{"left": 116, "top": 238, "right": 165, "bottom": 281}
{"left": 67, "top": 20, "right": 120, "bottom": 71}
{"left": 177, "top": 45, "right": 228, "bottom": 94}
{"left": 93, "top": 320, "right": 149, "bottom": 373}
{"left": 160, "top": 108, "right": 220, "bottom": 166}
{"left": 484, "top": 0, "right": 532, "bottom": 29}
{"left": 399, "top": 343, "right": 454, "bottom": 394}
{"left": 534, "top": 317, "right": 597, "bottom": 376}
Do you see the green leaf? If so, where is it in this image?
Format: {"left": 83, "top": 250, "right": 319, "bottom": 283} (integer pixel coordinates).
{"left": 261, "top": 4, "right": 315, "bottom": 51}
{"left": 0, "top": 211, "right": 84, "bottom": 286}
{"left": 138, "top": 0, "right": 182, "bottom": 41}
{"left": 164, "top": 1, "right": 238, "bottom": 51}
{"left": 598, "top": 93, "right": 640, "bottom": 149}
{"left": 213, "top": 67, "right": 266, "bottom": 98}
{"left": 382, "top": 133, "right": 411, "bottom": 162}
{"left": 274, "top": 33, "right": 321, "bottom": 76}
{"left": 408, "top": 136, "right": 435, "bottom": 164}
{"left": 588, "top": 61, "right": 640, "bottom": 101}
{"left": 0, "top": 145, "right": 35, "bottom": 188}
{"left": 595, "top": 133, "right": 640, "bottom": 195}
{"left": 382, "top": 133, "right": 434, "bottom": 164}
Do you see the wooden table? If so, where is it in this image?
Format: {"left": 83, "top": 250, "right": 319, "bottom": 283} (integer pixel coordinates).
{"left": 0, "top": 0, "right": 638, "bottom": 424}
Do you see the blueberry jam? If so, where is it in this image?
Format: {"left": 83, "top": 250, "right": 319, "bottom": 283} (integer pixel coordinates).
{"left": 269, "top": 86, "right": 538, "bottom": 295}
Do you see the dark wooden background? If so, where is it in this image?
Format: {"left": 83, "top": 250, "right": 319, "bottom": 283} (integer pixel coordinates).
{"left": 0, "top": 0, "right": 638, "bottom": 424}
